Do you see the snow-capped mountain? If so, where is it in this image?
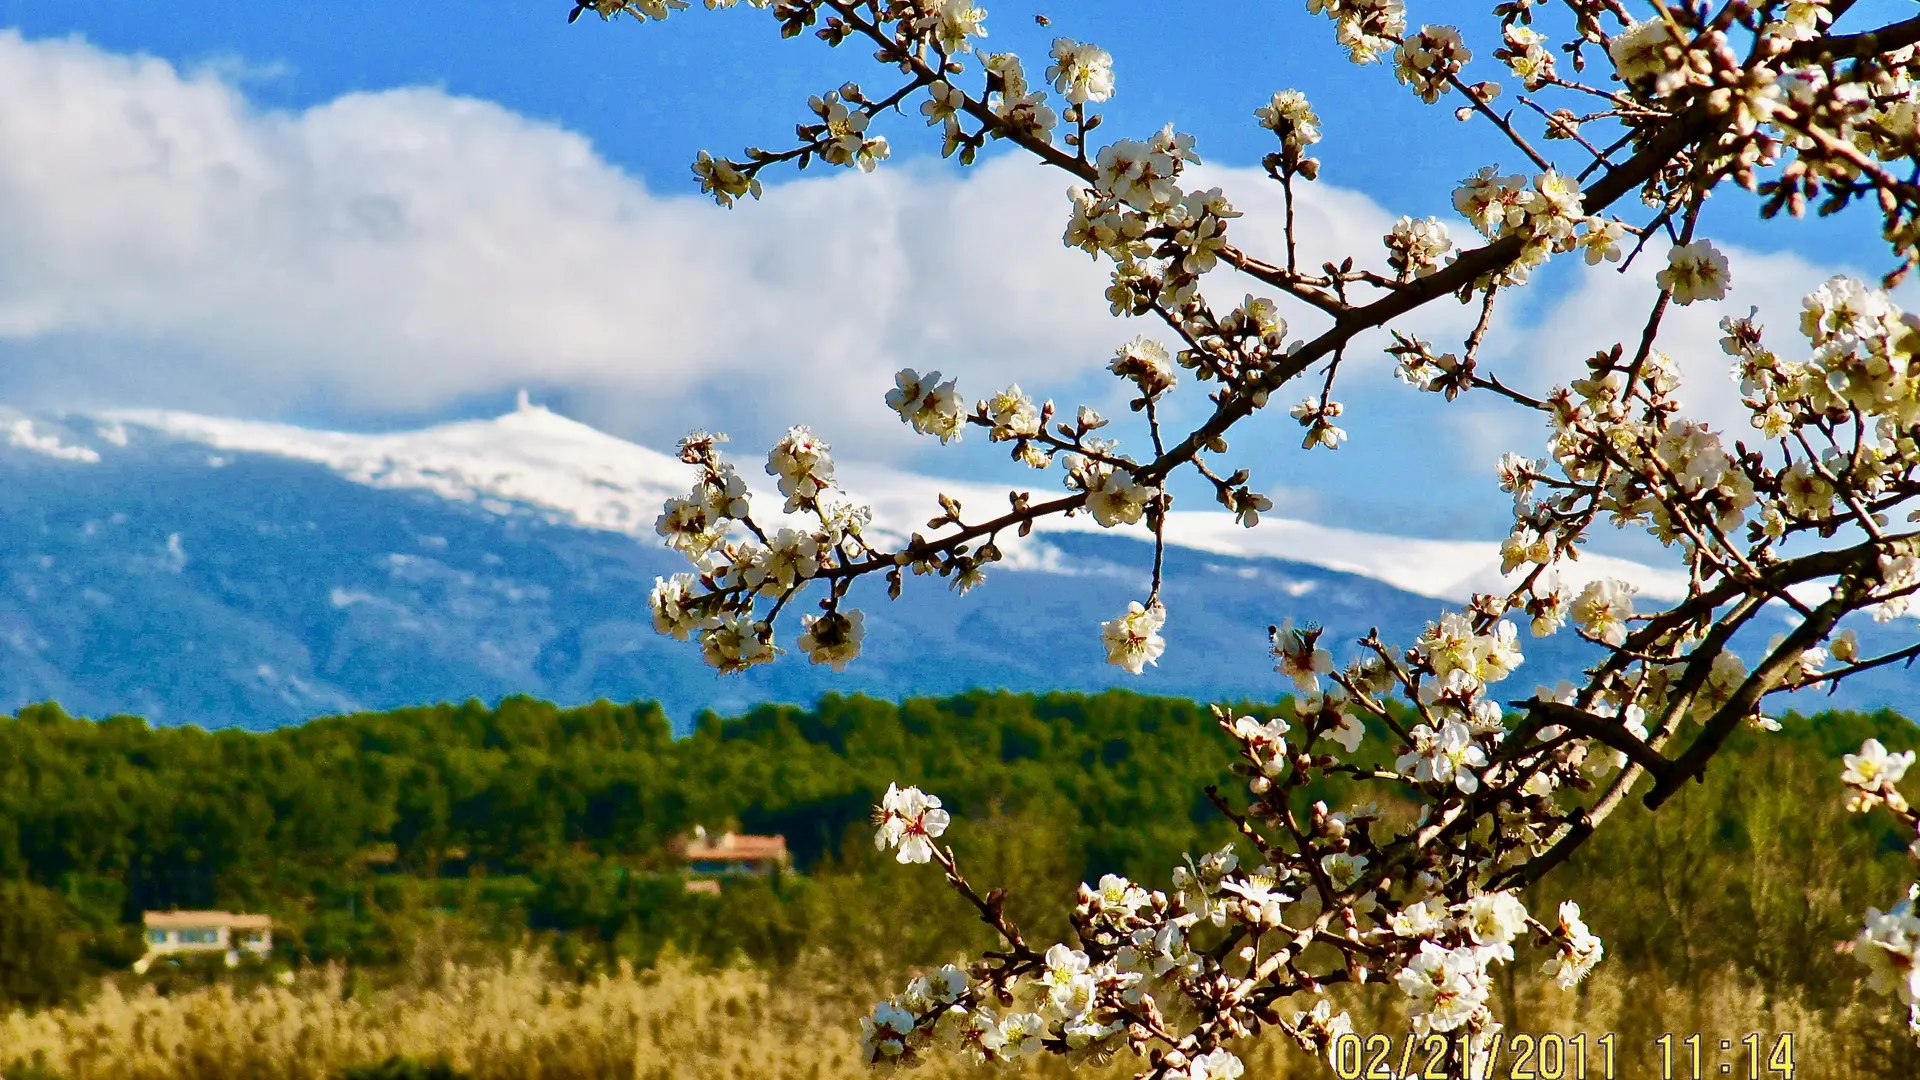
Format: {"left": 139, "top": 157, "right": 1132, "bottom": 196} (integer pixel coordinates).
{"left": 0, "top": 401, "right": 1907, "bottom": 730}
{"left": 87, "top": 396, "right": 1692, "bottom": 605}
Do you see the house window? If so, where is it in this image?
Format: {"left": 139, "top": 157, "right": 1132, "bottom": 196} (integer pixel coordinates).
{"left": 146, "top": 929, "right": 169, "bottom": 945}
{"left": 179, "top": 929, "right": 220, "bottom": 945}
{"left": 244, "top": 932, "right": 267, "bottom": 946}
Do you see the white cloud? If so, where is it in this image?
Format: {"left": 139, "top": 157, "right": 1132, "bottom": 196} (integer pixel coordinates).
{"left": 0, "top": 28, "right": 1890, "bottom": 550}
{"left": 0, "top": 31, "right": 1097, "bottom": 448}
{"left": 0, "top": 30, "right": 1442, "bottom": 463}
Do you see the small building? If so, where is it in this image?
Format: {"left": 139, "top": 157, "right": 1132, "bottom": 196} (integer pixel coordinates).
{"left": 673, "top": 827, "right": 789, "bottom": 892}
{"left": 136, "top": 911, "right": 272, "bottom": 971}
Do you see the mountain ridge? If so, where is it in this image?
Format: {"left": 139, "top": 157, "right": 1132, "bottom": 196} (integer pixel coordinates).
{"left": 0, "top": 403, "right": 1907, "bottom": 729}
{"left": 69, "top": 400, "right": 1690, "bottom": 604}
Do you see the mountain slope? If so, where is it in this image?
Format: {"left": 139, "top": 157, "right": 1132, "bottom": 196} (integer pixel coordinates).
{"left": 90, "top": 400, "right": 1693, "bottom": 605}
{"left": 0, "top": 405, "right": 1907, "bottom": 729}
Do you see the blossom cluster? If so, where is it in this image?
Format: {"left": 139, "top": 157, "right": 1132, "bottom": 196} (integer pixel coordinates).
{"left": 1394, "top": 25, "right": 1469, "bottom": 104}
{"left": 1065, "top": 123, "right": 1232, "bottom": 312}
{"left": 859, "top": 763, "right": 1605, "bottom": 1076}
{"left": 1450, "top": 166, "right": 1620, "bottom": 281}
{"left": 647, "top": 427, "right": 877, "bottom": 673}
{"left": 573, "top": 0, "right": 1920, "bottom": 1063}
{"left": 1305, "top": 0, "right": 1405, "bottom": 66}
{"left": 1840, "top": 738, "right": 1920, "bottom": 1039}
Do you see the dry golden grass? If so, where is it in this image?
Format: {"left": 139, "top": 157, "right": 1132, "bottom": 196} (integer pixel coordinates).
{"left": 2, "top": 953, "right": 1913, "bottom": 1080}
{"left": 1308, "top": 964, "right": 1918, "bottom": 1080}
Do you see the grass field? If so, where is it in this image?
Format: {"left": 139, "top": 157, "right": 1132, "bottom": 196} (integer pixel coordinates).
{"left": 4, "top": 950, "right": 1915, "bottom": 1080}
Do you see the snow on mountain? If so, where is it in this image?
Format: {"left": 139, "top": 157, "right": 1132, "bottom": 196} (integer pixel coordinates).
{"left": 0, "top": 401, "right": 1906, "bottom": 728}
{"left": 98, "top": 399, "right": 1689, "bottom": 605}
{"left": 6, "top": 417, "right": 101, "bottom": 463}
{"left": 101, "top": 396, "right": 694, "bottom": 537}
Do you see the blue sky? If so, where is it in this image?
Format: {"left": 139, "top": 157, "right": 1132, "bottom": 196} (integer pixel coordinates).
{"left": 0, "top": 0, "right": 1907, "bottom": 549}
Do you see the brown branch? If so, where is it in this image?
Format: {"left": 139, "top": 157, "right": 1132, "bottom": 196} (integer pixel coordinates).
{"left": 1645, "top": 582, "right": 1864, "bottom": 808}
{"left": 1782, "top": 15, "right": 1920, "bottom": 66}
{"left": 818, "top": 491, "right": 1088, "bottom": 580}
{"left": 1141, "top": 100, "right": 1722, "bottom": 487}
{"left": 1511, "top": 700, "right": 1673, "bottom": 779}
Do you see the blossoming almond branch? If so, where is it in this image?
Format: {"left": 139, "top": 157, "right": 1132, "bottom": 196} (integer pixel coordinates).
{"left": 570, "top": 0, "right": 1920, "bottom": 1075}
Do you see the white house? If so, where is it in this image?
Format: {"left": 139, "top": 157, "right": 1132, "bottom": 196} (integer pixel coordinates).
{"left": 135, "top": 910, "right": 273, "bottom": 971}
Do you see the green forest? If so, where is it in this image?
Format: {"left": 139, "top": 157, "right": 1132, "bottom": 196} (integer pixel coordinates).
{"left": 0, "top": 688, "right": 1916, "bottom": 1039}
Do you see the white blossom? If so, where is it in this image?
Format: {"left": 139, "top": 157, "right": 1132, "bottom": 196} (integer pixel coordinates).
{"left": 1417, "top": 612, "right": 1523, "bottom": 688}
{"left": 919, "top": 0, "right": 987, "bottom": 55}
{"left": 1658, "top": 241, "right": 1731, "bottom": 305}
{"left": 1037, "top": 943, "right": 1093, "bottom": 1011}
{"left": 984, "top": 53, "right": 1057, "bottom": 140}
{"left": 1540, "top": 900, "right": 1605, "bottom": 989}
{"left": 1085, "top": 466, "right": 1152, "bottom": 527}
{"left": 1460, "top": 892, "right": 1529, "bottom": 953}
{"left": 1609, "top": 18, "right": 1689, "bottom": 95}
{"left": 1831, "top": 628, "right": 1861, "bottom": 664}
{"left": 1766, "top": 0, "right": 1834, "bottom": 43}
{"left": 1094, "top": 125, "right": 1198, "bottom": 212}
{"left": 1855, "top": 888, "right": 1920, "bottom": 1011}
{"left": 1385, "top": 215, "right": 1452, "bottom": 278}
{"left": 1300, "top": 691, "right": 1365, "bottom": 755}
{"left": 1572, "top": 579, "right": 1636, "bottom": 646}
{"left": 1233, "top": 714, "right": 1293, "bottom": 775}
{"left": 1109, "top": 336, "right": 1177, "bottom": 398}
{"left": 649, "top": 573, "right": 713, "bottom": 641}
{"left": 858, "top": 999, "right": 916, "bottom": 1060}
{"left": 1394, "top": 25, "right": 1469, "bottom": 103}
{"left": 921, "top": 78, "right": 967, "bottom": 126}
{"left": 1292, "top": 999, "right": 1355, "bottom": 1066}
{"left": 747, "top": 528, "right": 822, "bottom": 594}
{"left": 766, "top": 426, "right": 836, "bottom": 511}
{"left": 1844, "top": 738, "right": 1916, "bottom": 790}
{"left": 1183, "top": 1048, "right": 1245, "bottom": 1080}
{"left": 693, "top": 150, "right": 761, "bottom": 206}
{"left": 979, "top": 1011, "right": 1047, "bottom": 1061}
{"left": 1398, "top": 720, "right": 1490, "bottom": 794}
{"left": 1091, "top": 872, "right": 1151, "bottom": 915}
{"left": 886, "top": 368, "right": 965, "bottom": 443}
{"left": 1577, "top": 218, "right": 1625, "bottom": 264}
{"left": 1321, "top": 850, "right": 1369, "bottom": 891}
{"left": 1271, "top": 618, "right": 1333, "bottom": 691}
{"left": 797, "top": 609, "right": 864, "bottom": 672}
{"left": 1308, "top": 0, "right": 1407, "bottom": 65}
{"left": 1255, "top": 89, "right": 1320, "bottom": 149}
{"left": 983, "top": 384, "right": 1042, "bottom": 442}
{"left": 1501, "top": 23, "right": 1555, "bottom": 89}
{"left": 874, "top": 783, "right": 952, "bottom": 864}
{"left": 1102, "top": 600, "right": 1167, "bottom": 674}
{"left": 1396, "top": 941, "right": 1491, "bottom": 1034}
{"left": 1046, "top": 38, "right": 1115, "bottom": 105}
{"left": 699, "top": 614, "right": 777, "bottom": 674}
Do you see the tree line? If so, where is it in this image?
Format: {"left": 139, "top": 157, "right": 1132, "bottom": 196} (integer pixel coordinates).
{"left": 0, "top": 691, "right": 1912, "bottom": 1019}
